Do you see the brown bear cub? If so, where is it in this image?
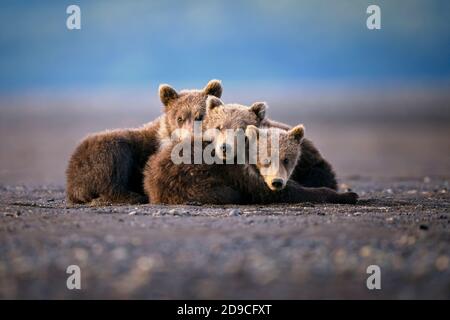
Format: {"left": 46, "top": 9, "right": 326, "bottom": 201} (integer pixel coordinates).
{"left": 192, "top": 94, "right": 337, "bottom": 191}
{"left": 201, "top": 97, "right": 337, "bottom": 190}
{"left": 262, "top": 120, "right": 337, "bottom": 190}
{"left": 66, "top": 80, "right": 223, "bottom": 205}
{"left": 144, "top": 97, "right": 357, "bottom": 205}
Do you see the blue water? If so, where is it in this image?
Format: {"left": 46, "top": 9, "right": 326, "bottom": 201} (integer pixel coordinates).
{"left": 0, "top": 0, "right": 449, "bottom": 92}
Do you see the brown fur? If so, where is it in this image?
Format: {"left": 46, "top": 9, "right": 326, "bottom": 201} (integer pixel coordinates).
{"left": 202, "top": 98, "right": 337, "bottom": 190}
{"left": 144, "top": 100, "right": 357, "bottom": 205}
{"left": 66, "top": 80, "right": 223, "bottom": 205}
{"left": 263, "top": 116, "right": 337, "bottom": 190}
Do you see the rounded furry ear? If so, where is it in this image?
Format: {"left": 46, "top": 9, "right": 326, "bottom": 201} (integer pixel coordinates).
{"left": 203, "top": 79, "right": 223, "bottom": 98}
{"left": 245, "top": 125, "right": 259, "bottom": 141}
{"left": 288, "top": 124, "right": 305, "bottom": 142}
{"left": 206, "top": 96, "right": 224, "bottom": 111}
{"left": 159, "top": 84, "right": 179, "bottom": 106}
{"left": 250, "top": 102, "right": 267, "bottom": 120}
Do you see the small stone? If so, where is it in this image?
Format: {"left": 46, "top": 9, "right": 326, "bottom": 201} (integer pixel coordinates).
{"left": 4, "top": 211, "right": 19, "bottom": 218}
{"left": 359, "top": 246, "right": 372, "bottom": 257}
{"left": 386, "top": 217, "right": 394, "bottom": 222}
{"left": 229, "top": 209, "right": 241, "bottom": 216}
{"left": 168, "top": 209, "right": 181, "bottom": 215}
{"left": 128, "top": 211, "right": 137, "bottom": 216}
{"left": 152, "top": 210, "right": 162, "bottom": 216}
{"left": 353, "top": 212, "right": 362, "bottom": 216}
{"left": 385, "top": 188, "right": 393, "bottom": 194}
{"left": 73, "top": 248, "right": 89, "bottom": 262}
{"left": 423, "top": 176, "right": 431, "bottom": 183}
{"left": 136, "top": 256, "right": 156, "bottom": 272}
{"left": 112, "top": 247, "right": 127, "bottom": 261}
{"left": 435, "top": 255, "right": 449, "bottom": 271}
{"left": 419, "top": 224, "right": 429, "bottom": 230}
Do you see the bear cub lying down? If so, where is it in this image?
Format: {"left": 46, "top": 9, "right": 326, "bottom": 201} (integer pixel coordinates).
{"left": 66, "top": 79, "right": 345, "bottom": 205}
{"left": 144, "top": 97, "right": 357, "bottom": 205}
{"left": 66, "top": 80, "right": 223, "bottom": 205}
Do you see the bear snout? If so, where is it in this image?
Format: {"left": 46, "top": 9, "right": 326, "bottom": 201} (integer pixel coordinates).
{"left": 271, "top": 178, "right": 284, "bottom": 190}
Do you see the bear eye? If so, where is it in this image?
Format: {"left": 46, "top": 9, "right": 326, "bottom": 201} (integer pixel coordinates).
{"left": 283, "top": 158, "right": 289, "bottom": 165}
{"left": 195, "top": 114, "right": 204, "bottom": 121}
{"left": 216, "top": 126, "right": 221, "bottom": 131}
{"left": 263, "top": 159, "right": 271, "bottom": 166}
{"left": 177, "top": 117, "right": 183, "bottom": 123}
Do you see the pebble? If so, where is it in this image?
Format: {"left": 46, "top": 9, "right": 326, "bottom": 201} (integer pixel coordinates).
{"left": 229, "top": 209, "right": 241, "bottom": 216}
{"left": 112, "top": 247, "right": 128, "bottom": 261}
{"left": 423, "top": 176, "right": 431, "bottom": 183}
{"left": 3, "top": 211, "right": 20, "bottom": 218}
{"left": 128, "top": 211, "right": 137, "bottom": 216}
{"left": 359, "top": 246, "right": 372, "bottom": 257}
{"left": 168, "top": 209, "right": 181, "bottom": 215}
{"left": 419, "top": 224, "right": 429, "bottom": 230}
{"left": 73, "top": 248, "right": 89, "bottom": 262}
{"left": 435, "top": 255, "right": 449, "bottom": 271}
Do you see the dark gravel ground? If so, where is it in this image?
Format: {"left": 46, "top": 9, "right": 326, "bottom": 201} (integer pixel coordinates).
{"left": 0, "top": 177, "right": 449, "bottom": 299}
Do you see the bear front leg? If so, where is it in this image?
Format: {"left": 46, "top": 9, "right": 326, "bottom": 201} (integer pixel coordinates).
{"left": 277, "top": 181, "right": 358, "bottom": 204}
{"left": 89, "top": 191, "right": 147, "bottom": 206}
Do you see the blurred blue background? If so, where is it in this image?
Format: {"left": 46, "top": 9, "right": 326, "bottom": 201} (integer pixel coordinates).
{"left": 0, "top": 0, "right": 449, "bottom": 91}
{"left": 0, "top": 0, "right": 449, "bottom": 184}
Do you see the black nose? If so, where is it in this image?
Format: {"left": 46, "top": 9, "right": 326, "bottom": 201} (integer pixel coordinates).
{"left": 221, "top": 143, "right": 230, "bottom": 153}
{"left": 271, "top": 179, "right": 283, "bottom": 189}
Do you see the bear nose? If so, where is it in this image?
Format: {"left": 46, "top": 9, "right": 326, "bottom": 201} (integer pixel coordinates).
{"left": 271, "top": 178, "right": 283, "bottom": 189}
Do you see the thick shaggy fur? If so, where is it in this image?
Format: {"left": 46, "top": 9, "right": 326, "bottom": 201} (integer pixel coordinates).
{"left": 66, "top": 80, "right": 223, "bottom": 205}
{"left": 66, "top": 122, "right": 160, "bottom": 204}
{"left": 202, "top": 98, "right": 337, "bottom": 190}
{"left": 144, "top": 126, "right": 357, "bottom": 205}
{"left": 144, "top": 98, "right": 356, "bottom": 204}
{"left": 290, "top": 138, "right": 337, "bottom": 190}
{"left": 262, "top": 119, "right": 337, "bottom": 190}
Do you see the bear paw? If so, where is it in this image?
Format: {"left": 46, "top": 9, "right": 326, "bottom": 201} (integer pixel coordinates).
{"left": 338, "top": 191, "right": 359, "bottom": 204}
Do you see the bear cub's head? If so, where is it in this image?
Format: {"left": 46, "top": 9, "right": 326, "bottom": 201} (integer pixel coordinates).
{"left": 203, "top": 96, "right": 267, "bottom": 161}
{"left": 159, "top": 79, "right": 222, "bottom": 140}
{"left": 245, "top": 124, "right": 305, "bottom": 191}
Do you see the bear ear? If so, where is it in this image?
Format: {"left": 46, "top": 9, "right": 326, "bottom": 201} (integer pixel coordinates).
{"left": 206, "top": 96, "right": 224, "bottom": 111}
{"left": 159, "top": 84, "right": 179, "bottom": 106}
{"left": 204, "top": 79, "right": 223, "bottom": 98}
{"left": 288, "top": 124, "right": 305, "bottom": 142}
{"left": 245, "top": 125, "right": 259, "bottom": 140}
{"left": 250, "top": 102, "right": 267, "bottom": 120}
